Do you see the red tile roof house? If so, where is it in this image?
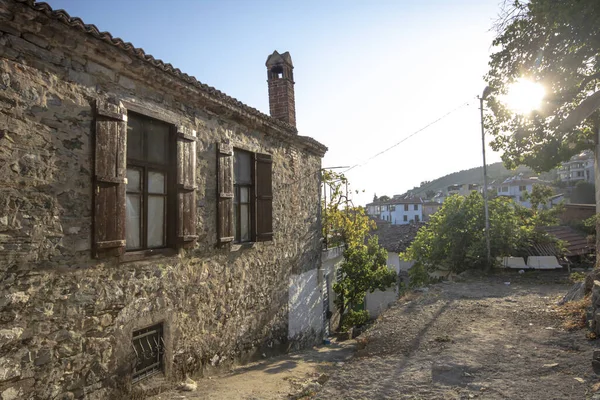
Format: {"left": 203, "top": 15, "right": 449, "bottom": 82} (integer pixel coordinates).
{"left": 0, "top": 1, "right": 328, "bottom": 398}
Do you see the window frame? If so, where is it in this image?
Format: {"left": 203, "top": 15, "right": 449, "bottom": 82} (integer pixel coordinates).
{"left": 404, "top": 204, "right": 409, "bottom": 211}
{"left": 403, "top": 215, "right": 408, "bottom": 222}
{"left": 124, "top": 112, "right": 177, "bottom": 255}
{"left": 413, "top": 204, "right": 418, "bottom": 211}
{"left": 233, "top": 148, "right": 255, "bottom": 244}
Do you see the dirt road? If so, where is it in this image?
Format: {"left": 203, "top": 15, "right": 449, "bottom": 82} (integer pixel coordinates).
{"left": 153, "top": 271, "right": 599, "bottom": 399}
{"left": 317, "top": 271, "right": 599, "bottom": 399}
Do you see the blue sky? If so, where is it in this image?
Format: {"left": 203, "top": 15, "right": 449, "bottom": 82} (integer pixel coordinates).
{"left": 47, "top": 0, "right": 504, "bottom": 205}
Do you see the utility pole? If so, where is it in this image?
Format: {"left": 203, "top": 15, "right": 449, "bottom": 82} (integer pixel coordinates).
{"left": 479, "top": 87, "right": 492, "bottom": 271}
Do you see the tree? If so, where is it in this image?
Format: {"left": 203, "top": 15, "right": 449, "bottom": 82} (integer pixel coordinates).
{"left": 322, "top": 171, "right": 396, "bottom": 329}
{"left": 486, "top": 0, "right": 600, "bottom": 172}
{"left": 570, "top": 181, "right": 596, "bottom": 204}
{"left": 425, "top": 190, "right": 436, "bottom": 200}
{"left": 402, "top": 192, "right": 561, "bottom": 283}
{"left": 379, "top": 195, "right": 391, "bottom": 202}
{"left": 333, "top": 236, "right": 396, "bottom": 328}
{"left": 523, "top": 184, "right": 554, "bottom": 210}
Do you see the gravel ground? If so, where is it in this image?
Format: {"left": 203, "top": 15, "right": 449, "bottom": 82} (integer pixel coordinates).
{"left": 317, "top": 270, "right": 600, "bottom": 400}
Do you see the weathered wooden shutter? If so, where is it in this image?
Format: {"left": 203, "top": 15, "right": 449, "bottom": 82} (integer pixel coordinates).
{"left": 255, "top": 153, "right": 273, "bottom": 242}
{"left": 94, "top": 100, "right": 127, "bottom": 258}
{"left": 176, "top": 126, "right": 198, "bottom": 248}
{"left": 217, "top": 142, "right": 234, "bottom": 244}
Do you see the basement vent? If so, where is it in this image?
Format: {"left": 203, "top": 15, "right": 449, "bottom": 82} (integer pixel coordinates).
{"left": 132, "top": 323, "right": 164, "bottom": 383}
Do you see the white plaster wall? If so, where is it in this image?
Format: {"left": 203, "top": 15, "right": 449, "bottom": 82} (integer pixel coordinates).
{"left": 365, "top": 287, "right": 398, "bottom": 318}
{"left": 288, "top": 269, "right": 323, "bottom": 340}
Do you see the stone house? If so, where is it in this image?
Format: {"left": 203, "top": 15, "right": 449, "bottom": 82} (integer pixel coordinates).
{"left": 0, "top": 1, "right": 327, "bottom": 399}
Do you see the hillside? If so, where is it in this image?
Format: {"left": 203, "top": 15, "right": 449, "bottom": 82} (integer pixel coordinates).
{"left": 405, "top": 162, "right": 558, "bottom": 197}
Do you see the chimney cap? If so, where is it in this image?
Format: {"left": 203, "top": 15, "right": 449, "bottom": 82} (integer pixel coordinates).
{"left": 266, "top": 51, "right": 293, "bottom": 68}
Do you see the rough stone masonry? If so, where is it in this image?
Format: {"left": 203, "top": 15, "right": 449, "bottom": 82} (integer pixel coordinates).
{"left": 0, "top": 1, "right": 327, "bottom": 399}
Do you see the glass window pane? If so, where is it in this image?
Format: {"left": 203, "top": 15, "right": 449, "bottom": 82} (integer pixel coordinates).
{"left": 148, "top": 171, "right": 165, "bottom": 194}
{"left": 127, "top": 115, "right": 143, "bottom": 160}
{"left": 127, "top": 168, "right": 141, "bottom": 192}
{"left": 147, "top": 121, "right": 169, "bottom": 164}
{"left": 147, "top": 196, "right": 165, "bottom": 248}
{"left": 126, "top": 194, "right": 141, "bottom": 249}
{"left": 240, "top": 187, "right": 249, "bottom": 203}
{"left": 240, "top": 204, "right": 250, "bottom": 242}
{"left": 234, "top": 151, "right": 251, "bottom": 184}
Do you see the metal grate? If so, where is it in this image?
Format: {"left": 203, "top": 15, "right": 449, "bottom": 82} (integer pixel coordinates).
{"left": 132, "top": 323, "right": 164, "bottom": 383}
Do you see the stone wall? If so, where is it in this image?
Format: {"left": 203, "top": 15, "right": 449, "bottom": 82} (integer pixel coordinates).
{"left": 0, "top": 1, "right": 326, "bottom": 399}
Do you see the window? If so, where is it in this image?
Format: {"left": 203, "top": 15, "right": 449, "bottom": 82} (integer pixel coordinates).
{"left": 414, "top": 204, "right": 418, "bottom": 211}
{"left": 132, "top": 323, "right": 164, "bottom": 382}
{"left": 519, "top": 185, "right": 526, "bottom": 191}
{"left": 390, "top": 205, "right": 396, "bottom": 211}
{"left": 403, "top": 215, "right": 408, "bottom": 222}
{"left": 93, "top": 101, "right": 197, "bottom": 259}
{"left": 501, "top": 186, "right": 509, "bottom": 192}
{"left": 234, "top": 150, "right": 253, "bottom": 243}
{"left": 126, "top": 113, "right": 173, "bottom": 251}
{"left": 415, "top": 215, "right": 420, "bottom": 222}
{"left": 217, "top": 144, "right": 273, "bottom": 244}
{"left": 404, "top": 204, "right": 409, "bottom": 211}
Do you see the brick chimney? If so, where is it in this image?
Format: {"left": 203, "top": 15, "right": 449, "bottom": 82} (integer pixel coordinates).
{"left": 266, "top": 51, "right": 296, "bottom": 127}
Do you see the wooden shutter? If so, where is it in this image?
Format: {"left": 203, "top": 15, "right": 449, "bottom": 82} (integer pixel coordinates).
{"left": 94, "top": 100, "right": 127, "bottom": 258}
{"left": 176, "top": 125, "right": 198, "bottom": 247}
{"left": 217, "top": 142, "right": 234, "bottom": 244}
{"left": 255, "top": 153, "right": 273, "bottom": 242}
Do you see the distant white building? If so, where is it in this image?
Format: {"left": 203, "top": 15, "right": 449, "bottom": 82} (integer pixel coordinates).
{"left": 496, "top": 175, "right": 551, "bottom": 208}
{"left": 558, "top": 150, "right": 594, "bottom": 186}
{"left": 366, "top": 198, "right": 423, "bottom": 225}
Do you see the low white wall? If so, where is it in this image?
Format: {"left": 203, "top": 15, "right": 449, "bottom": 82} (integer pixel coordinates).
{"left": 365, "top": 253, "right": 415, "bottom": 317}
{"left": 288, "top": 269, "right": 323, "bottom": 342}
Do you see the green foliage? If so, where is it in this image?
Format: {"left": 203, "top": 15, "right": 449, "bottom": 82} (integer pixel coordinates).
{"left": 486, "top": 0, "right": 600, "bottom": 172}
{"left": 340, "top": 310, "right": 370, "bottom": 332}
{"left": 333, "top": 236, "right": 397, "bottom": 319}
{"left": 407, "top": 263, "right": 431, "bottom": 288}
{"left": 570, "top": 181, "right": 596, "bottom": 204}
{"left": 378, "top": 195, "right": 391, "bottom": 202}
{"left": 322, "top": 171, "right": 375, "bottom": 249}
{"left": 402, "top": 191, "right": 562, "bottom": 275}
{"left": 523, "top": 184, "right": 555, "bottom": 210}
{"left": 322, "top": 171, "right": 396, "bottom": 330}
{"left": 570, "top": 272, "right": 587, "bottom": 283}
{"left": 425, "top": 190, "right": 436, "bottom": 200}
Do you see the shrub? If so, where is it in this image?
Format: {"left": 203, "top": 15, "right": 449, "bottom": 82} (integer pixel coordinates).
{"left": 340, "top": 310, "right": 370, "bottom": 331}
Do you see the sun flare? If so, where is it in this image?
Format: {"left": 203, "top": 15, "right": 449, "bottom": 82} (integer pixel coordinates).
{"left": 504, "top": 79, "right": 545, "bottom": 114}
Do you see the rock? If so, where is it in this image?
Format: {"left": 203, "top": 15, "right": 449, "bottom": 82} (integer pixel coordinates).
{"left": 316, "top": 373, "right": 329, "bottom": 385}
{"left": 177, "top": 377, "right": 197, "bottom": 392}
{"left": 1, "top": 387, "right": 21, "bottom": 400}
{"left": 558, "top": 282, "right": 585, "bottom": 305}
{"left": 593, "top": 360, "right": 600, "bottom": 375}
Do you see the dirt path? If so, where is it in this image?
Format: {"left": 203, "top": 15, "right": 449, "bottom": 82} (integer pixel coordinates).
{"left": 152, "top": 271, "right": 600, "bottom": 399}
{"left": 149, "top": 341, "right": 355, "bottom": 400}
{"left": 317, "top": 271, "right": 600, "bottom": 399}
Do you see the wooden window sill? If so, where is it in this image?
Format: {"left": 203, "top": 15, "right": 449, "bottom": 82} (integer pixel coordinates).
{"left": 121, "top": 248, "right": 178, "bottom": 263}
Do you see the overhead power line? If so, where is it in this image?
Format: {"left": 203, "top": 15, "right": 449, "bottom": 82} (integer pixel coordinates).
{"left": 279, "top": 98, "right": 473, "bottom": 190}
{"left": 342, "top": 100, "right": 472, "bottom": 174}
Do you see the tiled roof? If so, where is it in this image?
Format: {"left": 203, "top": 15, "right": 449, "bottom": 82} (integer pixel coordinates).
{"left": 539, "top": 226, "right": 595, "bottom": 256}
{"left": 17, "top": 0, "right": 327, "bottom": 155}
{"left": 372, "top": 223, "right": 425, "bottom": 253}
{"left": 366, "top": 198, "right": 423, "bottom": 207}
